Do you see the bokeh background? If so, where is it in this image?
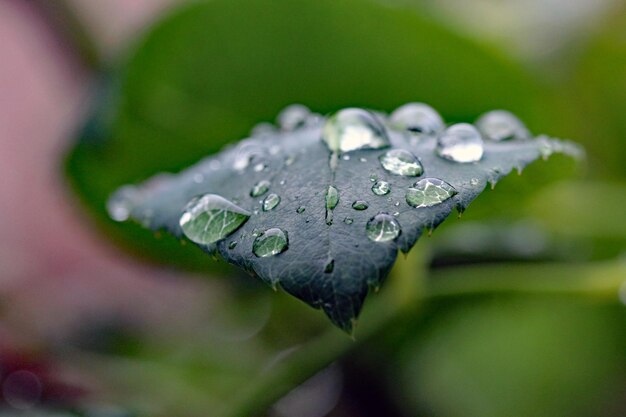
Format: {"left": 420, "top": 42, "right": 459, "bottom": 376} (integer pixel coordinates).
{"left": 0, "top": 0, "right": 625, "bottom": 416}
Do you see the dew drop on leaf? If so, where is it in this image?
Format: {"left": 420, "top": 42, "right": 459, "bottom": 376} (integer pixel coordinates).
{"left": 107, "top": 185, "right": 139, "bottom": 222}
{"left": 343, "top": 217, "right": 354, "bottom": 225}
{"left": 296, "top": 206, "right": 306, "bottom": 214}
{"left": 179, "top": 194, "right": 251, "bottom": 245}
{"left": 325, "top": 185, "right": 339, "bottom": 225}
{"left": 389, "top": 102, "right": 444, "bottom": 134}
{"left": 436, "top": 123, "right": 484, "bottom": 163}
{"left": 405, "top": 178, "right": 458, "bottom": 208}
{"left": 322, "top": 108, "right": 390, "bottom": 153}
{"left": 379, "top": 149, "right": 424, "bottom": 176}
{"left": 476, "top": 110, "right": 529, "bottom": 141}
{"left": 262, "top": 193, "right": 281, "bottom": 211}
{"left": 252, "top": 228, "right": 289, "bottom": 257}
{"left": 352, "top": 200, "right": 369, "bottom": 210}
{"left": 366, "top": 213, "right": 401, "bottom": 242}
{"left": 277, "top": 104, "right": 311, "bottom": 131}
{"left": 371, "top": 180, "right": 391, "bottom": 196}
{"left": 250, "top": 180, "right": 271, "bottom": 197}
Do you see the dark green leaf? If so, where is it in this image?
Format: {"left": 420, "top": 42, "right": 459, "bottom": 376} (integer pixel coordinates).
{"left": 111, "top": 106, "right": 581, "bottom": 331}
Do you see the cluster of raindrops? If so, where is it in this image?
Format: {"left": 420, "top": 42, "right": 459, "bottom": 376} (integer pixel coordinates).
{"left": 107, "top": 103, "right": 535, "bottom": 265}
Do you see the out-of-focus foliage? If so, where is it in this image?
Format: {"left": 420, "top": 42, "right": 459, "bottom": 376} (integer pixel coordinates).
{"left": 66, "top": 0, "right": 550, "bottom": 272}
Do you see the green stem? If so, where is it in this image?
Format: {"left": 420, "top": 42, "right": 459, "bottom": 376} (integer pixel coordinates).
{"left": 34, "top": 0, "right": 102, "bottom": 69}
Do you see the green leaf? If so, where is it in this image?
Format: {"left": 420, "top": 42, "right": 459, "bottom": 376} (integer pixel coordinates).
{"left": 66, "top": 0, "right": 547, "bottom": 273}
{"left": 110, "top": 105, "right": 581, "bottom": 331}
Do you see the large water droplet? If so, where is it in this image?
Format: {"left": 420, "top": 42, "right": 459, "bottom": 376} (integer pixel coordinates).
{"left": 250, "top": 180, "right": 271, "bottom": 197}
{"left": 371, "top": 180, "right": 391, "bottom": 196}
{"left": 390, "top": 102, "right": 444, "bottom": 134}
{"left": 436, "top": 123, "right": 484, "bottom": 163}
{"left": 379, "top": 149, "right": 423, "bottom": 176}
{"left": 179, "top": 194, "right": 250, "bottom": 245}
{"left": 476, "top": 110, "right": 529, "bottom": 141}
{"left": 322, "top": 108, "right": 390, "bottom": 153}
{"left": 352, "top": 200, "right": 369, "bottom": 210}
{"left": 107, "top": 185, "right": 139, "bottom": 222}
{"left": 262, "top": 193, "right": 281, "bottom": 211}
{"left": 277, "top": 104, "right": 311, "bottom": 131}
{"left": 366, "top": 213, "right": 401, "bottom": 242}
{"left": 253, "top": 228, "right": 289, "bottom": 257}
{"left": 406, "top": 178, "right": 458, "bottom": 208}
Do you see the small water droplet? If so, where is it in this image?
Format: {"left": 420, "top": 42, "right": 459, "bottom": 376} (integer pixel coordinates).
{"left": 253, "top": 228, "right": 289, "bottom": 257}
{"left": 470, "top": 178, "right": 479, "bottom": 186}
{"left": 379, "top": 149, "right": 423, "bottom": 176}
{"left": 285, "top": 155, "right": 296, "bottom": 166}
{"left": 371, "top": 180, "right": 391, "bottom": 196}
{"left": 370, "top": 174, "right": 378, "bottom": 182}
{"left": 406, "top": 178, "right": 458, "bottom": 208}
{"left": 107, "top": 185, "right": 139, "bottom": 222}
{"left": 229, "top": 241, "right": 238, "bottom": 249}
{"left": 366, "top": 213, "right": 401, "bottom": 242}
{"left": 262, "top": 193, "right": 281, "bottom": 211}
{"left": 209, "top": 159, "right": 222, "bottom": 170}
{"left": 279, "top": 179, "right": 286, "bottom": 185}
{"left": 253, "top": 163, "right": 267, "bottom": 172}
{"left": 394, "top": 201, "right": 400, "bottom": 206}
{"left": 476, "top": 110, "right": 529, "bottom": 141}
{"left": 436, "top": 123, "right": 484, "bottom": 163}
{"left": 342, "top": 155, "right": 351, "bottom": 161}
{"left": 179, "top": 194, "right": 250, "bottom": 244}
{"left": 352, "top": 200, "right": 369, "bottom": 210}
{"left": 344, "top": 217, "right": 354, "bottom": 224}
{"left": 250, "top": 122, "right": 276, "bottom": 137}
{"left": 325, "top": 185, "right": 339, "bottom": 225}
{"left": 390, "top": 102, "right": 444, "bottom": 134}
{"left": 193, "top": 173, "right": 204, "bottom": 183}
{"left": 322, "top": 108, "right": 390, "bottom": 153}
{"left": 277, "top": 104, "right": 311, "bottom": 131}
{"left": 393, "top": 211, "right": 400, "bottom": 216}
{"left": 360, "top": 157, "right": 367, "bottom": 162}
{"left": 324, "top": 259, "right": 335, "bottom": 273}
{"left": 296, "top": 206, "right": 306, "bottom": 214}
{"left": 250, "top": 180, "right": 271, "bottom": 197}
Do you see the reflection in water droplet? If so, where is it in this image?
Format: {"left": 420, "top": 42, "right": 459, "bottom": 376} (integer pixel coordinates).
{"left": 406, "top": 178, "right": 458, "bottom": 208}
{"left": 296, "top": 206, "right": 306, "bottom": 214}
{"left": 390, "top": 102, "right": 444, "bottom": 134}
{"left": 436, "top": 123, "right": 484, "bottom": 163}
{"left": 107, "top": 185, "right": 139, "bottom": 222}
{"left": 344, "top": 217, "right": 354, "bottom": 225}
{"left": 324, "top": 259, "right": 335, "bottom": 273}
{"left": 379, "top": 149, "right": 423, "bottom": 176}
{"left": 366, "top": 213, "right": 401, "bottom": 242}
{"left": 250, "top": 180, "right": 271, "bottom": 197}
{"left": 371, "top": 180, "right": 391, "bottom": 196}
{"left": 262, "top": 193, "right": 281, "bottom": 211}
{"left": 322, "top": 108, "right": 390, "bottom": 153}
{"left": 253, "top": 228, "right": 289, "bottom": 257}
{"left": 352, "top": 201, "right": 369, "bottom": 210}
{"left": 278, "top": 104, "right": 311, "bottom": 131}
{"left": 476, "top": 110, "right": 529, "bottom": 141}
{"left": 179, "top": 194, "right": 250, "bottom": 244}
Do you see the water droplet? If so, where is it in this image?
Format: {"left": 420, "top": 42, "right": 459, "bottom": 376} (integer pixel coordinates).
{"left": 393, "top": 211, "right": 400, "bottom": 216}
{"left": 372, "top": 180, "right": 391, "bottom": 196}
{"left": 285, "top": 155, "right": 296, "bottom": 166}
{"left": 390, "top": 102, "right": 444, "bottom": 134}
{"left": 360, "top": 157, "right": 367, "bottom": 162}
{"left": 366, "top": 213, "right": 401, "bottom": 242}
{"left": 277, "top": 104, "right": 311, "bottom": 131}
{"left": 253, "top": 228, "right": 289, "bottom": 257}
{"left": 179, "top": 194, "right": 250, "bottom": 244}
{"left": 436, "top": 123, "right": 484, "bottom": 163}
{"left": 370, "top": 174, "right": 378, "bottom": 182}
{"left": 193, "top": 173, "right": 204, "bottom": 183}
{"left": 253, "top": 163, "right": 267, "bottom": 172}
{"left": 352, "top": 200, "right": 369, "bottom": 210}
{"left": 250, "top": 180, "right": 271, "bottom": 197}
{"left": 250, "top": 122, "right": 276, "bottom": 137}
{"left": 209, "top": 159, "right": 222, "bottom": 170}
{"left": 262, "top": 193, "right": 281, "bottom": 211}
{"left": 322, "top": 108, "right": 390, "bottom": 153}
{"left": 325, "top": 185, "right": 339, "bottom": 225}
{"left": 476, "top": 110, "right": 529, "bottom": 141}
{"left": 379, "top": 149, "right": 423, "bottom": 176}
{"left": 342, "top": 155, "right": 351, "bottom": 161}
{"left": 229, "top": 241, "right": 238, "bottom": 249}
{"left": 279, "top": 179, "right": 286, "bottom": 185}
{"left": 470, "top": 178, "right": 479, "bottom": 186}
{"left": 107, "top": 185, "right": 139, "bottom": 222}
{"left": 296, "top": 206, "right": 306, "bottom": 214}
{"left": 406, "top": 178, "right": 458, "bottom": 208}
{"left": 344, "top": 217, "right": 354, "bottom": 224}
{"left": 324, "top": 259, "right": 335, "bottom": 273}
